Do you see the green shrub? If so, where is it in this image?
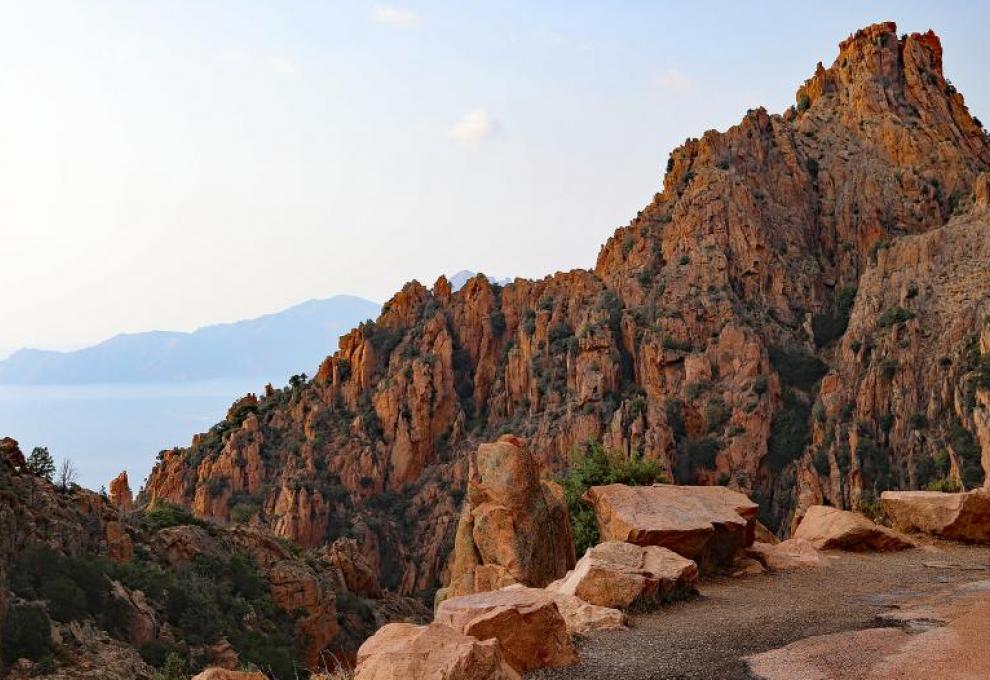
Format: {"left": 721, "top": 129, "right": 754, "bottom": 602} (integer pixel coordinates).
{"left": 880, "top": 358, "right": 899, "bottom": 382}
{"left": 812, "top": 287, "right": 856, "bottom": 348}
{"left": 926, "top": 478, "right": 963, "bottom": 493}
{"left": 1, "top": 604, "right": 52, "bottom": 663}
{"left": 683, "top": 437, "right": 722, "bottom": 472}
{"left": 907, "top": 412, "right": 929, "bottom": 430}
{"left": 704, "top": 396, "right": 731, "bottom": 433}
{"left": 753, "top": 375, "right": 769, "bottom": 395}
{"left": 813, "top": 448, "right": 830, "bottom": 476}
{"left": 560, "top": 442, "right": 667, "bottom": 556}
{"left": 878, "top": 306, "right": 916, "bottom": 328}
{"left": 949, "top": 420, "right": 985, "bottom": 489}
{"left": 156, "top": 651, "right": 189, "bottom": 680}
{"left": 144, "top": 502, "right": 204, "bottom": 532}
{"left": 230, "top": 500, "right": 260, "bottom": 524}
{"left": 140, "top": 640, "right": 185, "bottom": 669}
{"left": 797, "top": 94, "right": 811, "bottom": 112}
{"left": 766, "top": 390, "right": 811, "bottom": 472}
{"left": 769, "top": 346, "right": 827, "bottom": 391}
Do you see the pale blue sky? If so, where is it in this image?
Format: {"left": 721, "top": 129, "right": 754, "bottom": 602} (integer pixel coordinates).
{"left": 1, "top": 1, "right": 988, "bottom": 356}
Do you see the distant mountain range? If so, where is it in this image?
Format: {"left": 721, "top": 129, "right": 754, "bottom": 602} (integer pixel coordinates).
{"left": 449, "top": 270, "right": 512, "bottom": 290}
{"left": 0, "top": 295, "right": 381, "bottom": 385}
{"left": 0, "top": 271, "right": 512, "bottom": 386}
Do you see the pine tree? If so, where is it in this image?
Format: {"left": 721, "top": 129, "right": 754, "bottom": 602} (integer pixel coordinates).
{"left": 25, "top": 446, "right": 55, "bottom": 481}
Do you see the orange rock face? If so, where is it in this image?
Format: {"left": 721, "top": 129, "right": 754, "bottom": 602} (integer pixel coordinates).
{"left": 881, "top": 490, "right": 990, "bottom": 542}
{"left": 140, "top": 22, "right": 990, "bottom": 604}
{"left": 548, "top": 541, "right": 698, "bottom": 609}
{"left": 792, "top": 505, "right": 915, "bottom": 551}
{"left": 435, "top": 587, "right": 579, "bottom": 673}
{"left": 443, "top": 436, "right": 575, "bottom": 600}
{"left": 583, "top": 484, "right": 758, "bottom": 572}
{"left": 109, "top": 471, "right": 133, "bottom": 512}
{"left": 355, "top": 622, "right": 520, "bottom": 680}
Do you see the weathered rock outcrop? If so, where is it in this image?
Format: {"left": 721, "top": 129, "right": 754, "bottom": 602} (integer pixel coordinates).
{"left": 583, "top": 484, "right": 758, "bottom": 572}
{"left": 881, "top": 489, "right": 990, "bottom": 542}
{"left": 138, "top": 22, "right": 989, "bottom": 611}
{"left": 108, "top": 471, "right": 133, "bottom": 512}
{"left": 548, "top": 541, "right": 698, "bottom": 609}
{"left": 443, "top": 435, "right": 575, "bottom": 600}
{"left": 355, "top": 622, "right": 520, "bottom": 680}
{"left": 435, "top": 587, "right": 579, "bottom": 672}
{"left": 793, "top": 505, "right": 915, "bottom": 551}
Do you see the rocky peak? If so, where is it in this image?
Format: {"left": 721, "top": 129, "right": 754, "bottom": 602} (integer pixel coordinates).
{"left": 109, "top": 470, "right": 134, "bottom": 512}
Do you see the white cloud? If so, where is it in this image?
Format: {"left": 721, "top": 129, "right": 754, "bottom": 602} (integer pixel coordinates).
{"left": 653, "top": 68, "right": 693, "bottom": 92}
{"left": 448, "top": 109, "right": 500, "bottom": 144}
{"left": 270, "top": 55, "right": 297, "bottom": 75}
{"left": 372, "top": 5, "right": 419, "bottom": 27}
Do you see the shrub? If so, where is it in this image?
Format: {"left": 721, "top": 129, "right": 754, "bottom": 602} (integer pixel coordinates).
{"left": 880, "top": 358, "right": 898, "bottom": 382}
{"left": 813, "top": 448, "right": 830, "bottom": 476}
{"left": 926, "top": 478, "right": 963, "bottom": 493}
{"left": 769, "top": 346, "right": 827, "bottom": 391}
{"left": 678, "top": 255, "right": 691, "bottom": 266}
{"left": 753, "top": 375, "right": 768, "bottom": 395}
{"left": 766, "top": 390, "right": 811, "bottom": 472}
{"left": 907, "top": 413, "right": 929, "bottom": 430}
{"left": 144, "top": 502, "right": 204, "bottom": 532}
{"left": 805, "top": 157, "right": 819, "bottom": 178}
{"left": 156, "top": 651, "right": 189, "bottom": 680}
{"left": 797, "top": 94, "right": 811, "bottom": 112}
{"left": 682, "top": 437, "right": 722, "bottom": 472}
{"left": 812, "top": 287, "right": 856, "bottom": 348}
{"left": 230, "top": 500, "right": 260, "bottom": 524}
{"left": 949, "top": 420, "right": 985, "bottom": 489}
{"left": 704, "top": 396, "right": 731, "bottom": 433}
{"left": 140, "top": 640, "right": 185, "bottom": 669}
{"left": 560, "top": 442, "right": 667, "bottom": 556}
{"left": 877, "top": 306, "right": 916, "bottom": 328}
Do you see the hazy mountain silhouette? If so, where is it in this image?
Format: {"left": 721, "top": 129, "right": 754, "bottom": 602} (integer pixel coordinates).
{"left": 0, "top": 295, "right": 381, "bottom": 385}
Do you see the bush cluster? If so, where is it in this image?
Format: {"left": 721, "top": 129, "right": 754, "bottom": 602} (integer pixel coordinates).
{"left": 560, "top": 442, "right": 667, "bottom": 557}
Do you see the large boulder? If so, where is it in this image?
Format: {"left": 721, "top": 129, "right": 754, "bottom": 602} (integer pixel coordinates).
{"left": 355, "top": 622, "right": 519, "bottom": 680}
{"left": 444, "top": 435, "right": 575, "bottom": 599}
{"left": 793, "top": 505, "right": 915, "bottom": 551}
{"left": 548, "top": 541, "right": 698, "bottom": 610}
{"left": 745, "top": 539, "right": 827, "bottom": 571}
{"left": 540, "top": 589, "right": 626, "bottom": 635}
{"left": 881, "top": 490, "right": 990, "bottom": 543}
{"left": 435, "top": 586, "right": 578, "bottom": 673}
{"left": 191, "top": 671, "right": 267, "bottom": 680}
{"left": 582, "top": 484, "right": 758, "bottom": 572}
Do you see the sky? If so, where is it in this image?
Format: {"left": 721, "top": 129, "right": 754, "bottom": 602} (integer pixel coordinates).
{"left": 1, "top": 1, "right": 988, "bottom": 358}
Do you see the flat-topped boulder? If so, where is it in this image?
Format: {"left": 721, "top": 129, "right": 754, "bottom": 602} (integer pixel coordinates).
{"left": 881, "top": 490, "right": 990, "bottom": 543}
{"left": 354, "top": 622, "right": 520, "bottom": 680}
{"left": 793, "top": 505, "right": 916, "bottom": 551}
{"left": 582, "top": 484, "right": 758, "bottom": 572}
{"left": 548, "top": 541, "right": 698, "bottom": 610}
{"left": 435, "top": 586, "right": 578, "bottom": 673}
{"left": 746, "top": 538, "right": 827, "bottom": 571}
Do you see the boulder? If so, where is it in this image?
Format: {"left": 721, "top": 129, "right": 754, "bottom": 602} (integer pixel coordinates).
{"left": 191, "top": 670, "right": 267, "bottom": 680}
{"left": 435, "top": 587, "right": 578, "bottom": 672}
{"left": 881, "top": 490, "right": 990, "bottom": 543}
{"left": 444, "top": 435, "right": 575, "bottom": 599}
{"left": 582, "top": 484, "right": 758, "bottom": 572}
{"left": 746, "top": 539, "right": 826, "bottom": 571}
{"left": 153, "top": 525, "right": 218, "bottom": 565}
{"left": 355, "top": 622, "right": 520, "bottom": 680}
{"left": 793, "top": 505, "right": 916, "bottom": 551}
{"left": 327, "top": 537, "right": 381, "bottom": 597}
{"left": 104, "top": 520, "right": 133, "bottom": 563}
{"left": 548, "top": 541, "right": 698, "bottom": 610}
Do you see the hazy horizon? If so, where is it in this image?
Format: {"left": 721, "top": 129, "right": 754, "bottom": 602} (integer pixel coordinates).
{"left": 3, "top": 2, "right": 989, "bottom": 356}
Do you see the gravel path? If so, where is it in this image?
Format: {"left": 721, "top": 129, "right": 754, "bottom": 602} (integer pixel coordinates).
{"left": 529, "top": 541, "right": 990, "bottom": 680}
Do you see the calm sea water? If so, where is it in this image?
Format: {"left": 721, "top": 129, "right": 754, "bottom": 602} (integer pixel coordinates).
{"left": 0, "top": 379, "right": 262, "bottom": 492}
